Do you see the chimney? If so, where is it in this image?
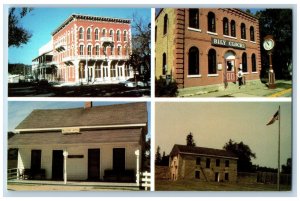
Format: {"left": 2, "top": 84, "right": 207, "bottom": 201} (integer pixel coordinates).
{"left": 84, "top": 102, "right": 93, "bottom": 109}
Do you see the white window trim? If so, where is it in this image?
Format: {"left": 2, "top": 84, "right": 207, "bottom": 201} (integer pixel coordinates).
{"left": 252, "top": 71, "right": 258, "bottom": 74}
{"left": 188, "top": 27, "right": 202, "bottom": 32}
{"left": 250, "top": 40, "right": 256, "bottom": 44}
{"left": 243, "top": 72, "right": 249, "bottom": 74}
{"left": 223, "top": 35, "right": 237, "bottom": 40}
{"left": 241, "top": 39, "right": 248, "bottom": 42}
{"left": 187, "top": 74, "right": 202, "bottom": 78}
{"left": 207, "top": 74, "right": 219, "bottom": 77}
{"left": 207, "top": 31, "right": 218, "bottom": 36}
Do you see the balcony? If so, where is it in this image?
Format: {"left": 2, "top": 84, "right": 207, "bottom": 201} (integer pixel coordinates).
{"left": 54, "top": 42, "right": 66, "bottom": 52}
{"left": 100, "top": 37, "right": 114, "bottom": 46}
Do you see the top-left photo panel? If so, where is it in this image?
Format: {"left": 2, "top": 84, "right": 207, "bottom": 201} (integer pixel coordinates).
{"left": 7, "top": 7, "right": 151, "bottom": 97}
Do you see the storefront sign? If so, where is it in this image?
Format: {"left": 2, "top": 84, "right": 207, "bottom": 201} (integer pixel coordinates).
{"left": 211, "top": 38, "right": 246, "bottom": 50}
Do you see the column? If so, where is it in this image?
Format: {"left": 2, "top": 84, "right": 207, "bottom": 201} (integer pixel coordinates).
{"left": 135, "top": 149, "right": 140, "bottom": 186}
{"left": 107, "top": 60, "right": 111, "bottom": 82}
{"left": 85, "top": 60, "right": 88, "bottom": 83}
{"left": 93, "top": 61, "right": 96, "bottom": 83}
{"left": 74, "top": 60, "right": 79, "bottom": 83}
{"left": 63, "top": 150, "right": 68, "bottom": 184}
{"left": 122, "top": 63, "right": 125, "bottom": 80}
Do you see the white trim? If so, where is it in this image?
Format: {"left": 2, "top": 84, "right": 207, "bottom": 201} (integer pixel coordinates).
{"left": 179, "top": 151, "right": 239, "bottom": 160}
{"left": 207, "top": 74, "right": 219, "bottom": 77}
{"left": 187, "top": 74, "right": 202, "bottom": 78}
{"left": 252, "top": 72, "right": 258, "bottom": 74}
{"left": 223, "top": 35, "right": 237, "bottom": 40}
{"left": 187, "top": 27, "right": 201, "bottom": 32}
{"left": 250, "top": 40, "right": 256, "bottom": 44}
{"left": 241, "top": 39, "right": 248, "bottom": 42}
{"left": 206, "top": 31, "right": 218, "bottom": 36}
{"left": 243, "top": 72, "right": 249, "bottom": 74}
{"left": 15, "top": 123, "right": 147, "bottom": 133}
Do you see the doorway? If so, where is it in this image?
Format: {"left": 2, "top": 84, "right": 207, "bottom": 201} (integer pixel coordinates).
{"left": 88, "top": 149, "right": 100, "bottom": 180}
{"left": 52, "top": 150, "right": 63, "bottom": 180}
{"left": 31, "top": 150, "right": 41, "bottom": 172}
{"left": 224, "top": 51, "right": 236, "bottom": 83}
{"left": 215, "top": 172, "right": 219, "bottom": 182}
{"left": 113, "top": 148, "right": 125, "bottom": 172}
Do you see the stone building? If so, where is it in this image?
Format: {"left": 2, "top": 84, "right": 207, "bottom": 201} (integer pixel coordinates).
{"left": 169, "top": 144, "right": 238, "bottom": 182}
{"left": 155, "top": 8, "right": 261, "bottom": 89}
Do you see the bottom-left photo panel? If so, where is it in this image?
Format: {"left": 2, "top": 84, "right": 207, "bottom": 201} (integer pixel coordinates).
{"left": 6, "top": 101, "right": 151, "bottom": 192}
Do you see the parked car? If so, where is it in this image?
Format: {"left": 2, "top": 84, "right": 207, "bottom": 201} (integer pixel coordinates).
{"left": 123, "top": 78, "right": 147, "bottom": 88}
{"left": 25, "top": 75, "right": 34, "bottom": 82}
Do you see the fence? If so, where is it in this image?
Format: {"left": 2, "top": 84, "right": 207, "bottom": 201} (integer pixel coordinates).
{"left": 141, "top": 171, "right": 151, "bottom": 191}
{"left": 7, "top": 168, "right": 18, "bottom": 180}
{"left": 257, "top": 172, "right": 291, "bottom": 185}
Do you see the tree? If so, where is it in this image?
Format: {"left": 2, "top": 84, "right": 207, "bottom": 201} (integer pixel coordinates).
{"left": 9, "top": 8, "right": 33, "bottom": 47}
{"left": 281, "top": 158, "right": 292, "bottom": 174}
{"left": 155, "top": 146, "right": 162, "bottom": 165}
{"left": 142, "top": 138, "right": 151, "bottom": 171}
{"left": 223, "top": 139, "right": 256, "bottom": 172}
{"left": 256, "top": 9, "right": 292, "bottom": 79}
{"left": 160, "top": 151, "right": 170, "bottom": 166}
{"left": 128, "top": 12, "right": 151, "bottom": 83}
{"left": 186, "top": 132, "right": 196, "bottom": 147}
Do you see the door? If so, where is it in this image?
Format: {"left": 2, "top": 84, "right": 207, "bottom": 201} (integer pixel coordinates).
{"left": 31, "top": 150, "right": 41, "bottom": 172}
{"left": 88, "top": 149, "right": 100, "bottom": 180}
{"left": 215, "top": 172, "right": 219, "bottom": 182}
{"left": 226, "top": 59, "right": 236, "bottom": 82}
{"left": 113, "top": 148, "right": 125, "bottom": 172}
{"left": 52, "top": 150, "right": 63, "bottom": 180}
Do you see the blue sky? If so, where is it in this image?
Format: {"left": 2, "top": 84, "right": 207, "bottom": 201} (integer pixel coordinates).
{"left": 7, "top": 101, "right": 151, "bottom": 139}
{"left": 8, "top": 7, "right": 151, "bottom": 65}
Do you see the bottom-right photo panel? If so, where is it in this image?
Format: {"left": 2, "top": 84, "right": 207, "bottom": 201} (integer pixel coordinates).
{"left": 155, "top": 101, "right": 292, "bottom": 191}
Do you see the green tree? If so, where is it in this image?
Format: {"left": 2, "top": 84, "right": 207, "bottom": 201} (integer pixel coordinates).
{"left": 223, "top": 139, "right": 256, "bottom": 172}
{"left": 281, "top": 158, "right": 292, "bottom": 174}
{"left": 155, "top": 146, "right": 162, "bottom": 165}
{"left": 9, "top": 8, "right": 33, "bottom": 47}
{"left": 186, "top": 132, "right": 196, "bottom": 147}
{"left": 256, "top": 9, "right": 292, "bottom": 79}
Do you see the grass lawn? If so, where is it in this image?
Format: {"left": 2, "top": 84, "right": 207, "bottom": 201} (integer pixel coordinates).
{"left": 155, "top": 179, "right": 291, "bottom": 191}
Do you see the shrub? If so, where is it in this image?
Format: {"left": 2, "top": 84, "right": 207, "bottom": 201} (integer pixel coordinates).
{"left": 155, "top": 77, "right": 178, "bottom": 97}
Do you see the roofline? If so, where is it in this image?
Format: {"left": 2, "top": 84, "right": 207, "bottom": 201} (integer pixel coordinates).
{"left": 52, "top": 13, "right": 132, "bottom": 36}
{"left": 15, "top": 123, "right": 147, "bottom": 133}
{"left": 178, "top": 151, "right": 238, "bottom": 160}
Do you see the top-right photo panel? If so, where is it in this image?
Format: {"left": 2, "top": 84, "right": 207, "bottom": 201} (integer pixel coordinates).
{"left": 154, "top": 8, "right": 293, "bottom": 97}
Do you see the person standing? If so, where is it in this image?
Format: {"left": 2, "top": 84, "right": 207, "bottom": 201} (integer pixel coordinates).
{"left": 237, "top": 67, "right": 243, "bottom": 89}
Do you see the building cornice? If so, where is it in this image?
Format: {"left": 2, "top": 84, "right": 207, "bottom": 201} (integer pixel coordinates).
{"left": 179, "top": 151, "right": 239, "bottom": 160}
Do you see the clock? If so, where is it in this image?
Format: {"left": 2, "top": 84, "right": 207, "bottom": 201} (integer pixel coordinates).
{"left": 263, "top": 38, "right": 275, "bottom": 51}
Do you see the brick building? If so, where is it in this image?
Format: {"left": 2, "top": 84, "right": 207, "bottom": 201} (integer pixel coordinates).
{"left": 155, "top": 8, "right": 261, "bottom": 88}
{"left": 8, "top": 102, "right": 147, "bottom": 183}
{"left": 169, "top": 145, "right": 238, "bottom": 182}
{"left": 33, "top": 14, "right": 134, "bottom": 84}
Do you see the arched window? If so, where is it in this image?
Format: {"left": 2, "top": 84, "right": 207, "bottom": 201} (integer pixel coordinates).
{"left": 111, "top": 46, "right": 114, "bottom": 55}
{"left": 109, "top": 30, "right": 114, "bottom": 38}
{"left": 250, "top": 26, "right": 255, "bottom": 41}
{"left": 162, "top": 53, "right": 167, "bottom": 75}
{"left": 95, "top": 45, "right": 100, "bottom": 55}
{"left": 163, "top": 14, "right": 168, "bottom": 35}
{"left": 125, "top": 46, "right": 129, "bottom": 56}
{"left": 230, "top": 20, "right": 236, "bottom": 37}
{"left": 123, "top": 30, "right": 127, "bottom": 41}
{"left": 79, "top": 45, "right": 84, "bottom": 55}
{"left": 87, "top": 28, "right": 91, "bottom": 40}
{"left": 95, "top": 64, "right": 101, "bottom": 78}
{"left": 223, "top": 17, "right": 229, "bottom": 35}
{"left": 241, "top": 23, "right": 246, "bottom": 39}
{"left": 111, "top": 64, "right": 116, "bottom": 77}
{"left": 189, "top": 9, "right": 199, "bottom": 29}
{"left": 117, "top": 46, "right": 121, "bottom": 56}
{"left": 251, "top": 54, "right": 256, "bottom": 72}
{"left": 95, "top": 29, "right": 99, "bottom": 40}
{"left": 87, "top": 45, "right": 92, "bottom": 56}
{"left": 117, "top": 30, "right": 121, "bottom": 41}
{"left": 242, "top": 52, "right": 248, "bottom": 72}
{"left": 207, "top": 12, "right": 216, "bottom": 32}
{"left": 208, "top": 49, "right": 217, "bottom": 74}
{"left": 79, "top": 27, "right": 84, "bottom": 40}
{"left": 188, "top": 47, "right": 199, "bottom": 75}
{"left": 102, "top": 29, "right": 106, "bottom": 37}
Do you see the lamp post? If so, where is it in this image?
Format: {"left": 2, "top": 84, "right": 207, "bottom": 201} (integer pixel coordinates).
{"left": 263, "top": 35, "right": 276, "bottom": 89}
{"left": 63, "top": 150, "right": 68, "bottom": 184}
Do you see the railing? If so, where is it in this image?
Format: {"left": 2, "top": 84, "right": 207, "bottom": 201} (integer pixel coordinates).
{"left": 7, "top": 168, "right": 18, "bottom": 180}
{"left": 141, "top": 171, "right": 151, "bottom": 191}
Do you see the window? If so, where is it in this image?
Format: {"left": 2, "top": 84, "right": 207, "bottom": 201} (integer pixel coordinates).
{"left": 125, "top": 46, "right": 129, "bottom": 56}
{"left": 216, "top": 159, "right": 220, "bottom": 167}
{"left": 31, "top": 150, "right": 41, "bottom": 172}
{"left": 208, "top": 49, "right": 217, "bottom": 74}
{"left": 252, "top": 53, "right": 256, "bottom": 72}
{"left": 207, "top": 12, "right": 216, "bottom": 32}
{"left": 125, "top": 63, "right": 130, "bottom": 77}
{"left": 117, "top": 46, "right": 121, "bottom": 56}
{"left": 189, "top": 9, "right": 199, "bottom": 29}
{"left": 103, "top": 46, "right": 107, "bottom": 55}
{"left": 123, "top": 30, "right": 127, "bottom": 41}
{"left": 95, "top": 65, "right": 101, "bottom": 78}
{"left": 242, "top": 52, "right": 247, "bottom": 72}
{"left": 87, "top": 28, "right": 91, "bottom": 40}
{"left": 196, "top": 157, "right": 201, "bottom": 165}
{"left": 117, "top": 30, "right": 121, "bottom": 41}
{"left": 195, "top": 171, "right": 200, "bottom": 179}
{"left": 111, "top": 46, "right": 114, "bottom": 55}
{"left": 223, "top": 17, "right": 229, "bottom": 35}
{"left": 230, "top": 20, "right": 236, "bottom": 37}
{"left": 109, "top": 30, "right": 113, "bottom": 38}
{"left": 113, "top": 148, "right": 125, "bottom": 171}
{"left": 250, "top": 26, "right": 255, "bottom": 41}
{"left": 102, "top": 29, "right": 106, "bottom": 37}
{"left": 162, "top": 53, "right": 167, "bottom": 75}
{"left": 79, "top": 45, "right": 84, "bottom": 55}
{"left": 111, "top": 64, "right": 116, "bottom": 77}
{"left": 155, "top": 26, "right": 157, "bottom": 42}
{"left": 241, "top": 23, "right": 246, "bottom": 39}
{"left": 206, "top": 158, "right": 211, "bottom": 168}
{"left": 188, "top": 46, "right": 199, "bottom": 75}
{"left": 225, "top": 173, "right": 229, "bottom": 181}
{"left": 163, "top": 14, "right": 168, "bottom": 35}
{"left": 225, "top": 160, "right": 230, "bottom": 167}
{"left": 87, "top": 45, "right": 92, "bottom": 56}
{"left": 95, "top": 29, "right": 99, "bottom": 40}
{"left": 95, "top": 45, "right": 100, "bottom": 55}
{"left": 79, "top": 27, "right": 84, "bottom": 40}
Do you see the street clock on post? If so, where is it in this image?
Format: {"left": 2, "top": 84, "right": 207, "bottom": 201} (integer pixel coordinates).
{"left": 263, "top": 37, "right": 275, "bottom": 51}
{"left": 263, "top": 35, "right": 276, "bottom": 89}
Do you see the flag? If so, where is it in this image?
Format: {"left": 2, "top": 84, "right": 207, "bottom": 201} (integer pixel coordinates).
{"left": 266, "top": 110, "right": 279, "bottom": 125}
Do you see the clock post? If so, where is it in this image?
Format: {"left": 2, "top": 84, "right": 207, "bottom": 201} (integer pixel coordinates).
{"left": 263, "top": 35, "right": 276, "bottom": 89}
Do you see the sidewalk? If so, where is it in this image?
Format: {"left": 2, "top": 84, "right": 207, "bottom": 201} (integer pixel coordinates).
{"left": 178, "top": 80, "right": 292, "bottom": 98}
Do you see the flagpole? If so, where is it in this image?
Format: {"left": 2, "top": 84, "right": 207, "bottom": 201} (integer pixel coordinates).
{"left": 277, "top": 105, "right": 281, "bottom": 191}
